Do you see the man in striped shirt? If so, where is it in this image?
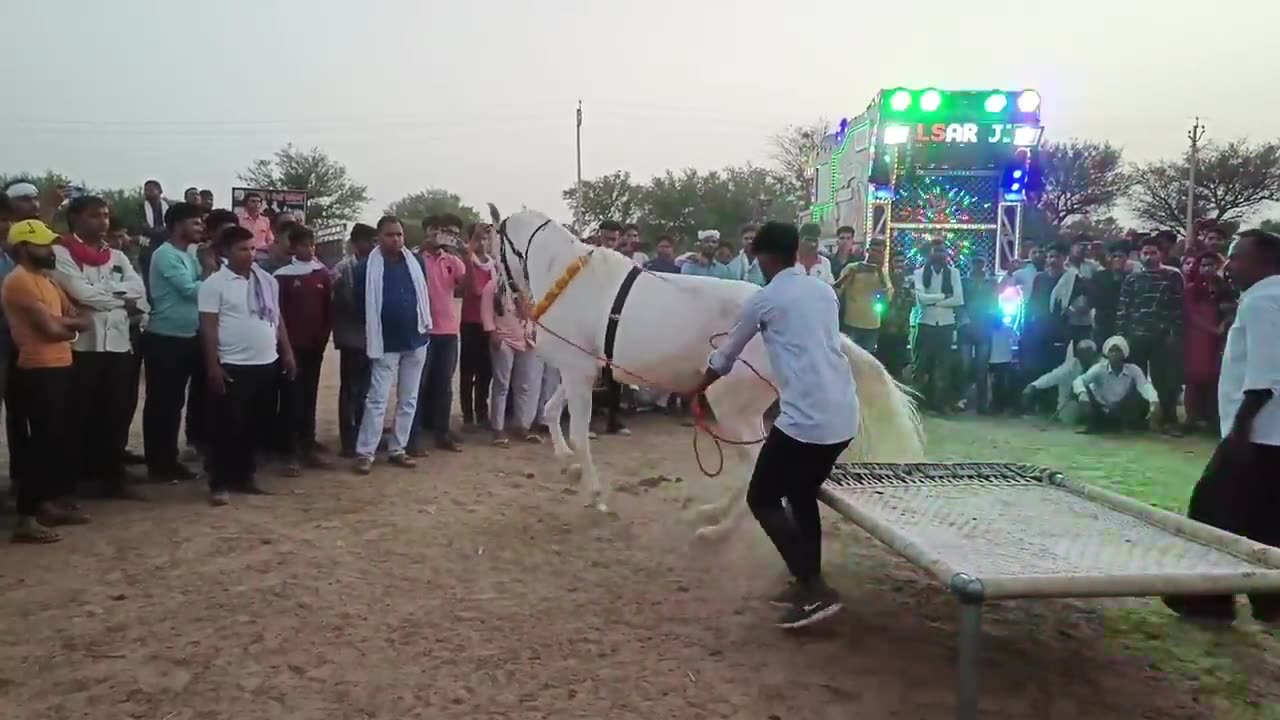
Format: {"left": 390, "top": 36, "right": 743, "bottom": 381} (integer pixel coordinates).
{"left": 1115, "top": 236, "right": 1185, "bottom": 435}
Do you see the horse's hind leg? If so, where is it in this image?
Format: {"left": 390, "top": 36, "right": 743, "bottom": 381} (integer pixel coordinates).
{"left": 563, "top": 377, "right": 608, "bottom": 512}
{"left": 694, "top": 408, "right": 765, "bottom": 541}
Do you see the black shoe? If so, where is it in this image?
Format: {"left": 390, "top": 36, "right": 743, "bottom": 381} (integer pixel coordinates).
{"left": 776, "top": 586, "right": 843, "bottom": 629}
{"left": 338, "top": 448, "right": 357, "bottom": 459}
{"left": 148, "top": 464, "right": 198, "bottom": 484}
{"left": 121, "top": 449, "right": 146, "bottom": 466}
{"left": 232, "top": 484, "right": 272, "bottom": 496}
{"left": 435, "top": 436, "right": 463, "bottom": 453}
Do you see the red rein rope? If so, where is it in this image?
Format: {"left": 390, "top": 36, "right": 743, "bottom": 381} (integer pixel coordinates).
{"left": 530, "top": 319, "right": 778, "bottom": 478}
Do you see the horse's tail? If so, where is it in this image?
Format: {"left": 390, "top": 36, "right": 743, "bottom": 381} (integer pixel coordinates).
{"left": 841, "top": 336, "right": 926, "bottom": 462}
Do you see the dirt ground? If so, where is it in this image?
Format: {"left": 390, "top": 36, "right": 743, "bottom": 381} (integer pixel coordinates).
{"left": 0, "top": 350, "right": 1260, "bottom": 719}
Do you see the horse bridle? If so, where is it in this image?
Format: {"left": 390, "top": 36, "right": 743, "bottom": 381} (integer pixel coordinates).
{"left": 496, "top": 216, "right": 553, "bottom": 296}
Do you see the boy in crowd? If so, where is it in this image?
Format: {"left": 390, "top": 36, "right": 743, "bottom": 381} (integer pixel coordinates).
{"left": 52, "top": 196, "right": 148, "bottom": 500}
{"left": 833, "top": 237, "right": 891, "bottom": 352}
{"left": 412, "top": 213, "right": 467, "bottom": 454}
{"left": 1116, "top": 235, "right": 1185, "bottom": 434}
{"left": 2, "top": 220, "right": 92, "bottom": 542}
{"left": 199, "top": 226, "right": 297, "bottom": 505}
{"left": 333, "top": 223, "right": 376, "bottom": 458}
{"left": 143, "top": 202, "right": 216, "bottom": 482}
{"left": 274, "top": 225, "right": 333, "bottom": 468}
{"left": 912, "top": 239, "right": 964, "bottom": 413}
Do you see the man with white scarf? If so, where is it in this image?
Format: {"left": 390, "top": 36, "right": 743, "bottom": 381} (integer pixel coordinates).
{"left": 1072, "top": 335, "right": 1159, "bottom": 434}
{"left": 350, "top": 216, "right": 432, "bottom": 475}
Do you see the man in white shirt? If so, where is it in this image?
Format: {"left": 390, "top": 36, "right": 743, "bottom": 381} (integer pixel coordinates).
{"left": 686, "top": 221, "right": 858, "bottom": 630}
{"left": 52, "top": 196, "right": 149, "bottom": 500}
{"left": 1163, "top": 229, "right": 1280, "bottom": 625}
{"left": 796, "top": 225, "right": 836, "bottom": 284}
{"left": 198, "top": 226, "right": 297, "bottom": 506}
{"left": 1071, "top": 336, "right": 1158, "bottom": 433}
{"left": 1021, "top": 339, "right": 1098, "bottom": 423}
{"left": 912, "top": 239, "right": 964, "bottom": 412}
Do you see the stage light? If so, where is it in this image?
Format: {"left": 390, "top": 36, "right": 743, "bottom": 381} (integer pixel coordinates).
{"left": 1011, "top": 182, "right": 1022, "bottom": 192}
{"left": 883, "top": 124, "right": 910, "bottom": 145}
{"left": 889, "top": 89, "right": 912, "bottom": 112}
{"left": 984, "top": 93, "right": 1008, "bottom": 113}
{"left": 1017, "top": 90, "right": 1041, "bottom": 113}
{"left": 1013, "top": 169, "right": 1024, "bottom": 180}
{"left": 920, "top": 89, "right": 942, "bottom": 112}
{"left": 999, "top": 287, "right": 1022, "bottom": 326}
{"left": 1013, "top": 126, "right": 1043, "bottom": 146}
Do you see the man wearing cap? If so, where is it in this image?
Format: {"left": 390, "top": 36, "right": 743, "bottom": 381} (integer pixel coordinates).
{"left": 3, "top": 182, "right": 41, "bottom": 222}
{"left": 2, "top": 220, "right": 92, "bottom": 543}
{"left": 1072, "top": 335, "right": 1159, "bottom": 434}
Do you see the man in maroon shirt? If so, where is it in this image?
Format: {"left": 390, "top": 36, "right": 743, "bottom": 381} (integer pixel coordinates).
{"left": 274, "top": 226, "right": 333, "bottom": 469}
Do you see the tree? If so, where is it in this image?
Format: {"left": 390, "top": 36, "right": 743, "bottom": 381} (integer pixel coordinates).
{"left": 1036, "top": 140, "right": 1131, "bottom": 225}
{"left": 561, "top": 170, "right": 642, "bottom": 230}
{"left": 384, "top": 189, "right": 480, "bottom": 226}
{"left": 1061, "top": 214, "right": 1129, "bottom": 241}
{"left": 384, "top": 188, "right": 481, "bottom": 248}
{"left": 1129, "top": 139, "right": 1280, "bottom": 231}
{"left": 769, "top": 119, "right": 829, "bottom": 203}
{"left": 98, "top": 187, "right": 147, "bottom": 234}
{"left": 639, "top": 165, "right": 798, "bottom": 249}
{"left": 238, "top": 144, "right": 370, "bottom": 227}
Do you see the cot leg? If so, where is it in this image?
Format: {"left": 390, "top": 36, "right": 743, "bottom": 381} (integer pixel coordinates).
{"left": 956, "top": 600, "right": 982, "bottom": 720}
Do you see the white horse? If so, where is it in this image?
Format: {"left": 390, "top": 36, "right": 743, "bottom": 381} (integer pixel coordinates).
{"left": 491, "top": 207, "right": 925, "bottom": 538}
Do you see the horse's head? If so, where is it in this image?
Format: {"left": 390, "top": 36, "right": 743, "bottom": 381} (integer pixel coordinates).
{"left": 491, "top": 204, "right": 576, "bottom": 299}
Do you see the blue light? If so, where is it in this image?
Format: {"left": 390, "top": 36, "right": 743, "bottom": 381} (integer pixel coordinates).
{"left": 1010, "top": 182, "right": 1022, "bottom": 192}
{"left": 1012, "top": 169, "right": 1024, "bottom": 180}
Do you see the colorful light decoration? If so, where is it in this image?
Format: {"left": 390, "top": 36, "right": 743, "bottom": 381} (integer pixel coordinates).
{"left": 1017, "top": 90, "right": 1041, "bottom": 113}
{"left": 889, "top": 89, "right": 912, "bottom": 111}
{"left": 892, "top": 176, "right": 995, "bottom": 225}
{"left": 919, "top": 89, "right": 942, "bottom": 112}
{"left": 984, "top": 93, "right": 1008, "bottom": 112}
{"left": 894, "top": 228, "right": 992, "bottom": 275}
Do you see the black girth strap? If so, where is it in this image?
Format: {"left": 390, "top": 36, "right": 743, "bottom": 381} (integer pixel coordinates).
{"left": 603, "top": 265, "right": 643, "bottom": 365}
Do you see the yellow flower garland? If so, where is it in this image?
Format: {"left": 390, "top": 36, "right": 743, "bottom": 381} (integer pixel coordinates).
{"left": 530, "top": 252, "right": 593, "bottom": 322}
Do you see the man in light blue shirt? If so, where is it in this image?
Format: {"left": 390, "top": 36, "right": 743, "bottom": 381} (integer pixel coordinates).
{"left": 143, "top": 202, "right": 214, "bottom": 482}
{"left": 687, "top": 221, "right": 858, "bottom": 630}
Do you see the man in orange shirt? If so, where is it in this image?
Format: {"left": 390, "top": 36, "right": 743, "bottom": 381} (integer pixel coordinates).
{"left": 238, "top": 192, "right": 274, "bottom": 251}
{"left": 1, "top": 220, "right": 91, "bottom": 543}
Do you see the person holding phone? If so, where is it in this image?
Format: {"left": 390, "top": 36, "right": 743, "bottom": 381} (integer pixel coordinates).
{"left": 410, "top": 213, "right": 468, "bottom": 454}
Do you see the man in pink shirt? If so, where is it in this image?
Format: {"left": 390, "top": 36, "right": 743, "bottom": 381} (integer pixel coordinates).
{"left": 409, "top": 213, "right": 467, "bottom": 454}
{"left": 238, "top": 192, "right": 274, "bottom": 251}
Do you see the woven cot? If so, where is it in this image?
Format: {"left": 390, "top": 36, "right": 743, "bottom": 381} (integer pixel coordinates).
{"left": 816, "top": 462, "right": 1280, "bottom": 720}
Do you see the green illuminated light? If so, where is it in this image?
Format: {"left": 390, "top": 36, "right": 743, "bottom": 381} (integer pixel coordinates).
{"left": 920, "top": 89, "right": 942, "bottom": 112}
{"left": 883, "top": 124, "right": 910, "bottom": 145}
{"left": 984, "top": 93, "right": 1007, "bottom": 112}
{"left": 889, "top": 90, "right": 912, "bottom": 112}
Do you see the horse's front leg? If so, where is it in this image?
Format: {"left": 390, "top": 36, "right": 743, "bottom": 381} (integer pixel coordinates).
{"left": 542, "top": 383, "right": 572, "bottom": 462}
{"left": 563, "top": 377, "right": 608, "bottom": 512}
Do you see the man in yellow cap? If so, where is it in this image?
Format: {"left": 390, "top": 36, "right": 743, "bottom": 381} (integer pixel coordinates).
{"left": 1, "top": 220, "right": 91, "bottom": 543}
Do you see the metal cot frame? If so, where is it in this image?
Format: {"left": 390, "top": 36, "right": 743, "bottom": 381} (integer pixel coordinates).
{"left": 817, "top": 462, "right": 1280, "bottom": 720}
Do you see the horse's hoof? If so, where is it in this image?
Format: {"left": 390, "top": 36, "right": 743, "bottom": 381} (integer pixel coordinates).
{"left": 564, "top": 464, "right": 583, "bottom": 482}
{"left": 594, "top": 502, "right": 612, "bottom": 514}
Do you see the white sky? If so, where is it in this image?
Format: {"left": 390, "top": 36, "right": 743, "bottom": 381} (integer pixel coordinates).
{"left": 4, "top": 0, "right": 1278, "bottom": 221}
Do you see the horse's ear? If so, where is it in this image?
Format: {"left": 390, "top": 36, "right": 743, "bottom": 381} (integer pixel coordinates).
{"left": 487, "top": 203, "right": 501, "bottom": 224}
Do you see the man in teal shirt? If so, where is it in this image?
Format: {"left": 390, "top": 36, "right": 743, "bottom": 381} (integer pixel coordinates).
{"left": 681, "top": 230, "right": 736, "bottom": 280}
{"left": 143, "top": 202, "right": 214, "bottom": 482}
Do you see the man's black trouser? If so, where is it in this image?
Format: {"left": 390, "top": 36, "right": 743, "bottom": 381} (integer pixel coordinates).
{"left": 141, "top": 333, "right": 199, "bottom": 472}
{"left": 459, "top": 323, "right": 492, "bottom": 425}
{"left": 210, "top": 363, "right": 277, "bottom": 492}
{"left": 338, "top": 347, "right": 372, "bottom": 455}
{"left": 1125, "top": 334, "right": 1180, "bottom": 425}
{"left": 412, "top": 333, "right": 459, "bottom": 444}
{"left": 281, "top": 347, "right": 325, "bottom": 454}
{"left": 71, "top": 351, "right": 133, "bottom": 492}
{"left": 1163, "top": 440, "right": 1280, "bottom": 621}
{"left": 11, "top": 365, "right": 74, "bottom": 516}
{"left": 913, "top": 323, "right": 956, "bottom": 411}
{"left": 747, "top": 426, "right": 851, "bottom": 586}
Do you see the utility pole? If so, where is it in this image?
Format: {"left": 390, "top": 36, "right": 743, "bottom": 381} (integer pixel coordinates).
{"left": 1187, "top": 117, "right": 1206, "bottom": 244}
{"left": 575, "top": 100, "right": 584, "bottom": 236}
